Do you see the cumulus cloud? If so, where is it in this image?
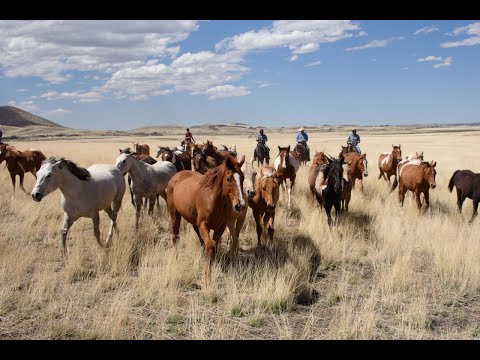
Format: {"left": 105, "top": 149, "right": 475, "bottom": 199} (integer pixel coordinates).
{"left": 305, "top": 60, "right": 322, "bottom": 67}
{"left": 417, "top": 56, "right": 442, "bottom": 62}
{"left": 8, "top": 100, "right": 38, "bottom": 112}
{"left": 433, "top": 57, "right": 453, "bottom": 68}
{"left": 45, "top": 108, "right": 72, "bottom": 116}
{"left": 441, "top": 22, "right": 480, "bottom": 48}
{"left": 40, "top": 90, "right": 103, "bottom": 103}
{"left": 192, "top": 85, "right": 251, "bottom": 100}
{"left": 345, "top": 37, "right": 404, "bottom": 51}
{"left": 216, "top": 20, "right": 362, "bottom": 61}
{"left": 414, "top": 25, "right": 439, "bottom": 35}
{"left": 0, "top": 20, "right": 199, "bottom": 83}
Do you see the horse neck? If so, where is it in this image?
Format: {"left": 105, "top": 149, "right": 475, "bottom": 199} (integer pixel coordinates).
{"left": 127, "top": 156, "right": 150, "bottom": 181}
{"left": 56, "top": 168, "right": 89, "bottom": 202}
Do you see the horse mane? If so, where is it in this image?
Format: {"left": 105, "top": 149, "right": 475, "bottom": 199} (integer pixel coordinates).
{"left": 45, "top": 156, "right": 91, "bottom": 180}
{"left": 120, "top": 147, "right": 133, "bottom": 154}
{"left": 199, "top": 162, "right": 225, "bottom": 189}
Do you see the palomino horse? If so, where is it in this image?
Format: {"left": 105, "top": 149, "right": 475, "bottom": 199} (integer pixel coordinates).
{"left": 342, "top": 152, "right": 368, "bottom": 193}
{"left": 293, "top": 142, "right": 308, "bottom": 165}
{"left": 255, "top": 142, "right": 270, "bottom": 167}
{"left": 133, "top": 143, "right": 150, "bottom": 156}
{"left": 448, "top": 170, "right": 480, "bottom": 223}
{"left": 308, "top": 151, "right": 329, "bottom": 198}
{"left": 166, "top": 155, "right": 246, "bottom": 279}
{"left": 115, "top": 151, "right": 177, "bottom": 229}
{"left": 31, "top": 157, "right": 125, "bottom": 255}
{"left": 274, "top": 145, "right": 300, "bottom": 209}
{"left": 378, "top": 145, "right": 402, "bottom": 187}
{"left": 248, "top": 166, "right": 280, "bottom": 248}
{"left": 391, "top": 160, "right": 437, "bottom": 212}
{"left": 0, "top": 143, "right": 46, "bottom": 194}
{"left": 315, "top": 155, "right": 345, "bottom": 228}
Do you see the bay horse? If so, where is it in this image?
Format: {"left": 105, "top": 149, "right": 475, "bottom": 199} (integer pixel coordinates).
{"left": 0, "top": 143, "right": 46, "bottom": 194}
{"left": 133, "top": 142, "right": 150, "bottom": 156}
{"left": 255, "top": 142, "right": 270, "bottom": 167}
{"left": 293, "top": 142, "right": 308, "bottom": 165}
{"left": 342, "top": 152, "right": 368, "bottom": 193}
{"left": 115, "top": 151, "right": 177, "bottom": 229}
{"left": 315, "top": 155, "right": 344, "bottom": 228}
{"left": 378, "top": 145, "right": 402, "bottom": 187}
{"left": 392, "top": 160, "right": 437, "bottom": 212}
{"left": 166, "top": 155, "right": 246, "bottom": 279}
{"left": 448, "top": 170, "right": 480, "bottom": 223}
{"left": 308, "top": 151, "right": 329, "bottom": 198}
{"left": 274, "top": 145, "right": 300, "bottom": 209}
{"left": 31, "top": 157, "right": 125, "bottom": 255}
{"left": 248, "top": 166, "right": 280, "bottom": 248}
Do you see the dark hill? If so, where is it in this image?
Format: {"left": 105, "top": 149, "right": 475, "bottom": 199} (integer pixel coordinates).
{"left": 0, "top": 106, "right": 64, "bottom": 127}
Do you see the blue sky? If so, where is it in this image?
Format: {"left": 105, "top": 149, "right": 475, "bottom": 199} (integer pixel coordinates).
{"left": 0, "top": 20, "right": 479, "bottom": 130}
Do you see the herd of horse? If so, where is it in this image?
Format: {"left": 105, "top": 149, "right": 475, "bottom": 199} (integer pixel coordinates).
{"left": 0, "top": 139, "right": 478, "bottom": 278}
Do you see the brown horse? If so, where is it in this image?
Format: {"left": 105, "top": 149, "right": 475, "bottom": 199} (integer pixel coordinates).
{"left": 342, "top": 152, "right": 368, "bottom": 193}
{"left": 393, "top": 160, "right": 437, "bottom": 212}
{"left": 157, "top": 146, "right": 192, "bottom": 171}
{"left": 378, "top": 145, "right": 402, "bottom": 187}
{"left": 340, "top": 161, "right": 353, "bottom": 212}
{"left": 308, "top": 151, "right": 329, "bottom": 197}
{"left": 0, "top": 144, "right": 46, "bottom": 194}
{"left": 166, "top": 155, "right": 246, "bottom": 279}
{"left": 133, "top": 142, "right": 150, "bottom": 156}
{"left": 274, "top": 145, "right": 300, "bottom": 209}
{"left": 293, "top": 142, "right": 308, "bottom": 165}
{"left": 341, "top": 144, "right": 359, "bottom": 155}
{"left": 248, "top": 166, "right": 280, "bottom": 248}
{"left": 448, "top": 170, "right": 480, "bottom": 223}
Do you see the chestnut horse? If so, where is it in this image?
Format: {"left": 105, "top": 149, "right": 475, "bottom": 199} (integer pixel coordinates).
{"left": 308, "top": 151, "right": 329, "bottom": 198}
{"left": 133, "top": 142, "right": 150, "bottom": 156}
{"left": 340, "top": 161, "right": 353, "bottom": 212}
{"left": 274, "top": 145, "right": 300, "bottom": 209}
{"left": 248, "top": 166, "right": 280, "bottom": 248}
{"left": 392, "top": 160, "right": 437, "bottom": 212}
{"left": 0, "top": 143, "right": 46, "bottom": 194}
{"left": 166, "top": 155, "right": 246, "bottom": 279}
{"left": 378, "top": 145, "right": 402, "bottom": 187}
{"left": 448, "top": 170, "right": 480, "bottom": 224}
{"left": 342, "top": 152, "right": 368, "bottom": 193}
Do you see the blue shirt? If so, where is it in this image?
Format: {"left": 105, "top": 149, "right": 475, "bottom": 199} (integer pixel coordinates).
{"left": 256, "top": 133, "right": 268, "bottom": 143}
{"left": 347, "top": 133, "right": 360, "bottom": 145}
{"left": 296, "top": 132, "right": 308, "bottom": 142}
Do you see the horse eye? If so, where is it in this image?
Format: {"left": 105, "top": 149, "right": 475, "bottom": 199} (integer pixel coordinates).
{"left": 226, "top": 177, "right": 231, "bottom": 183}
{"left": 46, "top": 174, "right": 51, "bottom": 178}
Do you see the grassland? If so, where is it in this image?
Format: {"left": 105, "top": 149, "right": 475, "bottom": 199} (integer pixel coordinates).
{"left": 1, "top": 125, "right": 479, "bottom": 339}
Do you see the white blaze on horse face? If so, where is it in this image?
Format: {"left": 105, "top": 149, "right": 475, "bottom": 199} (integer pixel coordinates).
{"left": 234, "top": 173, "right": 245, "bottom": 207}
{"left": 32, "top": 162, "right": 57, "bottom": 199}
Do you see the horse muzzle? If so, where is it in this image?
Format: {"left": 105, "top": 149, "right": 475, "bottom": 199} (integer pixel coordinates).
{"left": 363, "top": 172, "right": 368, "bottom": 177}
{"left": 267, "top": 204, "right": 276, "bottom": 212}
{"left": 247, "top": 190, "right": 256, "bottom": 198}
{"left": 234, "top": 203, "right": 246, "bottom": 213}
{"left": 430, "top": 183, "right": 436, "bottom": 189}
{"left": 31, "top": 192, "right": 43, "bottom": 202}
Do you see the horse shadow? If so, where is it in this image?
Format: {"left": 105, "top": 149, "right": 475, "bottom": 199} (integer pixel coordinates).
{"left": 339, "top": 210, "right": 375, "bottom": 240}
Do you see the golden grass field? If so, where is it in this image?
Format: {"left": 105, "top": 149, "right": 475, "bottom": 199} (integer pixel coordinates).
{"left": 1, "top": 126, "right": 480, "bottom": 339}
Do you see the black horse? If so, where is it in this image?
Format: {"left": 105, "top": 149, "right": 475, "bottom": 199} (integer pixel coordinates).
{"left": 315, "top": 155, "right": 344, "bottom": 228}
{"left": 255, "top": 142, "right": 270, "bottom": 167}
{"left": 448, "top": 169, "right": 480, "bottom": 223}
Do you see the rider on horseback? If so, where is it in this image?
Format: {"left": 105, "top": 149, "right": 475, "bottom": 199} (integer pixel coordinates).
{"left": 183, "top": 128, "right": 195, "bottom": 151}
{"left": 296, "top": 127, "right": 310, "bottom": 161}
{"left": 347, "top": 129, "right": 361, "bottom": 153}
{"left": 253, "top": 129, "right": 270, "bottom": 161}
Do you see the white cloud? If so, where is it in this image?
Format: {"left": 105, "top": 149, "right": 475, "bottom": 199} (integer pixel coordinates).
{"left": 8, "top": 100, "right": 38, "bottom": 112}
{"left": 40, "top": 90, "right": 103, "bottom": 103}
{"left": 305, "top": 60, "right": 322, "bottom": 67}
{"left": 192, "top": 85, "right": 251, "bottom": 100}
{"left": 45, "top": 108, "right": 72, "bottom": 116}
{"left": 433, "top": 57, "right": 453, "bottom": 68}
{"left": 414, "top": 25, "right": 439, "bottom": 35}
{"left": 216, "top": 20, "right": 362, "bottom": 61}
{"left": 345, "top": 37, "right": 404, "bottom": 51}
{"left": 253, "top": 81, "right": 270, "bottom": 88}
{"left": 16, "top": 88, "right": 29, "bottom": 92}
{"left": 417, "top": 55, "right": 442, "bottom": 62}
{"left": 290, "top": 55, "right": 299, "bottom": 61}
{"left": 441, "top": 22, "right": 480, "bottom": 48}
{"left": 0, "top": 20, "right": 199, "bottom": 84}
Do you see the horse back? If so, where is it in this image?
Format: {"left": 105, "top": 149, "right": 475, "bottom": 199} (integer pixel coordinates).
{"left": 452, "top": 170, "right": 480, "bottom": 197}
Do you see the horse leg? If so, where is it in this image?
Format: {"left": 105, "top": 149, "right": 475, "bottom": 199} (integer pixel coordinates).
{"left": 346, "top": 192, "right": 351, "bottom": 212}
{"left": 423, "top": 190, "right": 430, "bottom": 213}
{"left": 286, "top": 178, "right": 292, "bottom": 209}
{"left": 334, "top": 201, "right": 341, "bottom": 227}
{"left": 469, "top": 199, "right": 479, "bottom": 224}
{"left": 192, "top": 225, "right": 204, "bottom": 248}
{"left": 133, "top": 194, "right": 143, "bottom": 229}
{"left": 159, "top": 190, "right": 167, "bottom": 204}
{"left": 254, "top": 211, "right": 263, "bottom": 249}
{"left": 128, "top": 176, "right": 135, "bottom": 207}
{"left": 9, "top": 172, "right": 16, "bottom": 195}
{"left": 61, "top": 213, "right": 76, "bottom": 256}
{"left": 456, "top": 188, "right": 465, "bottom": 213}
{"left": 148, "top": 195, "right": 156, "bottom": 216}
{"left": 92, "top": 212, "right": 105, "bottom": 248}
{"left": 19, "top": 172, "right": 28, "bottom": 194}
{"left": 359, "top": 177, "right": 364, "bottom": 194}
{"left": 265, "top": 212, "right": 275, "bottom": 242}
{"left": 198, "top": 221, "right": 220, "bottom": 282}
{"left": 398, "top": 185, "right": 406, "bottom": 207}
{"left": 325, "top": 204, "right": 333, "bottom": 229}
{"left": 103, "top": 205, "right": 117, "bottom": 247}
{"left": 414, "top": 189, "right": 422, "bottom": 212}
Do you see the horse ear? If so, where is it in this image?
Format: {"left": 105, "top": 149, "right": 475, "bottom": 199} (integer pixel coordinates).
{"left": 119, "top": 148, "right": 122, "bottom": 154}
{"left": 430, "top": 160, "right": 436, "bottom": 167}
{"left": 348, "top": 160, "right": 352, "bottom": 165}
{"left": 278, "top": 145, "right": 281, "bottom": 151}
{"left": 287, "top": 145, "right": 290, "bottom": 152}
{"left": 238, "top": 155, "right": 245, "bottom": 167}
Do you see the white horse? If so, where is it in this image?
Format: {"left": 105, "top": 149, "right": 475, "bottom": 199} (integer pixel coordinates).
{"left": 115, "top": 151, "right": 177, "bottom": 228}
{"left": 31, "top": 157, "right": 126, "bottom": 255}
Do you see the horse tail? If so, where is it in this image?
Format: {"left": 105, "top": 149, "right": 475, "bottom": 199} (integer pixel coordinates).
{"left": 448, "top": 170, "right": 460, "bottom": 192}
{"left": 390, "top": 176, "right": 398, "bottom": 193}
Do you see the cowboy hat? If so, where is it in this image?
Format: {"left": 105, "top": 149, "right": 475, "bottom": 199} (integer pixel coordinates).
{"left": 299, "top": 127, "right": 304, "bottom": 131}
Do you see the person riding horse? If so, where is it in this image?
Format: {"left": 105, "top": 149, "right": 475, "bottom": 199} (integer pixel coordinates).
{"left": 253, "top": 129, "right": 270, "bottom": 162}
{"left": 183, "top": 128, "right": 195, "bottom": 151}
{"left": 347, "top": 129, "right": 361, "bottom": 154}
{"left": 295, "top": 127, "right": 310, "bottom": 161}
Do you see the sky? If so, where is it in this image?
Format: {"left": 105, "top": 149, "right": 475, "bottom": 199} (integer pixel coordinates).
{"left": 0, "top": 20, "right": 479, "bottom": 130}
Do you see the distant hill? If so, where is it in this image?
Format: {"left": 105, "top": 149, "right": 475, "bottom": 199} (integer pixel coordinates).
{"left": 0, "top": 106, "right": 64, "bottom": 128}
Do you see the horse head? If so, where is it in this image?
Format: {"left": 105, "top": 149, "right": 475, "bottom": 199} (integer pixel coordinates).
{"left": 277, "top": 145, "right": 291, "bottom": 169}
{"left": 115, "top": 152, "right": 134, "bottom": 175}
{"left": 241, "top": 159, "right": 257, "bottom": 198}
{"left": 327, "top": 156, "right": 344, "bottom": 194}
{"left": 359, "top": 153, "right": 368, "bottom": 177}
{"left": 423, "top": 160, "right": 437, "bottom": 189}
{"left": 392, "top": 144, "right": 402, "bottom": 161}
{"left": 258, "top": 167, "right": 280, "bottom": 212}
{"left": 223, "top": 155, "right": 246, "bottom": 214}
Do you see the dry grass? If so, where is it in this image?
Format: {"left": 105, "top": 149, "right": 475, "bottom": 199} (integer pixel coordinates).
{"left": 1, "top": 127, "right": 480, "bottom": 339}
